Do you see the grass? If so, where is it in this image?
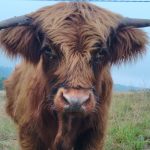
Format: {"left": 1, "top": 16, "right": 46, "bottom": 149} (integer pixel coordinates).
{"left": 0, "top": 91, "right": 149, "bottom": 150}
{"left": 106, "top": 91, "right": 150, "bottom": 150}
{"left": 0, "top": 91, "right": 18, "bottom": 150}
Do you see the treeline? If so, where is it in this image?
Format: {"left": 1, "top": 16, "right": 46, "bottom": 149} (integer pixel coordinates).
{"left": 0, "top": 77, "right": 5, "bottom": 90}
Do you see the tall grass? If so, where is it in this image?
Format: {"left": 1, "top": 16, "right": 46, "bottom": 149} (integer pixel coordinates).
{"left": 0, "top": 91, "right": 149, "bottom": 150}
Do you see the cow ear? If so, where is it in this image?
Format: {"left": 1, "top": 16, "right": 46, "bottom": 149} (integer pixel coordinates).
{"left": 0, "top": 26, "right": 43, "bottom": 64}
{"left": 109, "top": 27, "right": 148, "bottom": 64}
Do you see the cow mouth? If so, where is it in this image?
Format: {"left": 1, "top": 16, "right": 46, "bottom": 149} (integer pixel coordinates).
{"left": 53, "top": 87, "right": 97, "bottom": 117}
{"left": 64, "top": 104, "right": 85, "bottom": 114}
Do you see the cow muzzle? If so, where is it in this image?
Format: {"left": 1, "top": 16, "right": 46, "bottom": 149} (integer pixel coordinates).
{"left": 54, "top": 88, "right": 96, "bottom": 115}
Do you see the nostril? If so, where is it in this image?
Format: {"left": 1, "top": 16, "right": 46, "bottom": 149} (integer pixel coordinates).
{"left": 63, "top": 97, "right": 70, "bottom": 105}
{"left": 61, "top": 94, "right": 70, "bottom": 105}
{"left": 82, "top": 97, "right": 91, "bottom": 106}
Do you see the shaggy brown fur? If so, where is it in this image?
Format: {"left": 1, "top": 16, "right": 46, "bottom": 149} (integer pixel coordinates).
{"left": 0, "top": 2, "right": 148, "bottom": 150}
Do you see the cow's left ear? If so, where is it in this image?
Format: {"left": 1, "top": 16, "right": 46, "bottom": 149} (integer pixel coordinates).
{"left": 108, "top": 17, "right": 150, "bottom": 64}
{"left": 109, "top": 27, "right": 148, "bottom": 64}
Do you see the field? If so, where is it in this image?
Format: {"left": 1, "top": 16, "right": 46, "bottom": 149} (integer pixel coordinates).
{"left": 0, "top": 91, "right": 150, "bottom": 150}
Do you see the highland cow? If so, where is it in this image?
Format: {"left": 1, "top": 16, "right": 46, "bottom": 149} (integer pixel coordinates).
{"left": 0, "top": 2, "right": 150, "bottom": 150}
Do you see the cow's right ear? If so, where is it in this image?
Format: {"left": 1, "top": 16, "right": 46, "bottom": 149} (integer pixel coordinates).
{"left": 0, "top": 25, "right": 43, "bottom": 64}
{"left": 0, "top": 26, "right": 41, "bottom": 64}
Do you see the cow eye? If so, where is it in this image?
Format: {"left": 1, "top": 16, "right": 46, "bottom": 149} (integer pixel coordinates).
{"left": 94, "top": 48, "right": 108, "bottom": 64}
{"left": 42, "top": 46, "right": 57, "bottom": 59}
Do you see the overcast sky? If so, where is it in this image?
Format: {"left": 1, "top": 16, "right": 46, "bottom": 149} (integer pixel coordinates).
{"left": 0, "top": 0, "right": 150, "bottom": 88}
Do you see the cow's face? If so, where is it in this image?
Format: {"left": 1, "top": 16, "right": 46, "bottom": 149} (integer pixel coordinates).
{"left": 0, "top": 2, "right": 148, "bottom": 116}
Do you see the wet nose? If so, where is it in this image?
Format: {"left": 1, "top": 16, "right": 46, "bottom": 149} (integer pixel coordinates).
{"left": 62, "top": 91, "right": 90, "bottom": 106}
{"left": 54, "top": 88, "right": 96, "bottom": 114}
{"left": 61, "top": 89, "right": 91, "bottom": 112}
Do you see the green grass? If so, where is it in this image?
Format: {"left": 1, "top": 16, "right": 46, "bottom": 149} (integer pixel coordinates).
{"left": 0, "top": 91, "right": 149, "bottom": 150}
{"left": 106, "top": 92, "right": 150, "bottom": 150}
{"left": 0, "top": 91, "right": 18, "bottom": 150}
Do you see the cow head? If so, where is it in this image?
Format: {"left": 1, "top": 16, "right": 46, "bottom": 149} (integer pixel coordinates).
{"left": 0, "top": 2, "right": 149, "bottom": 117}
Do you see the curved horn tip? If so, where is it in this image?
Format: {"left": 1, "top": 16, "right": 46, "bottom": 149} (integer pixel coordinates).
{"left": 119, "top": 17, "right": 150, "bottom": 28}
{"left": 0, "top": 15, "right": 32, "bottom": 30}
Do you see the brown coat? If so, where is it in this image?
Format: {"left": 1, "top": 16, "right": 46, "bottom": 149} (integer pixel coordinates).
{"left": 0, "top": 2, "right": 148, "bottom": 150}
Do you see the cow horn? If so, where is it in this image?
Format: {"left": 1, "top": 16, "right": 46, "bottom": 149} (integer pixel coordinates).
{"left": 0, "top": 15, "right": 32, "bottom": 30}
{"left": 118, "top": 17, "right": 150, "bottom": 29}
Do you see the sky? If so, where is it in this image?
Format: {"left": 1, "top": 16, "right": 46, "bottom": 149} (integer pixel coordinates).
{"left": 0, "top": 0, "right": 150, "bottom": 88}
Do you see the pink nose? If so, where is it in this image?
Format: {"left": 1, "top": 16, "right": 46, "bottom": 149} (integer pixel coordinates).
{"left": 54, "top": 88, "right": 96, "bottom": 113}
{"left": 62, "top": 90, "right": 90, "bottom": 106}
{"left": 60, "top": 88, "right": 92, "bottom": 112}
